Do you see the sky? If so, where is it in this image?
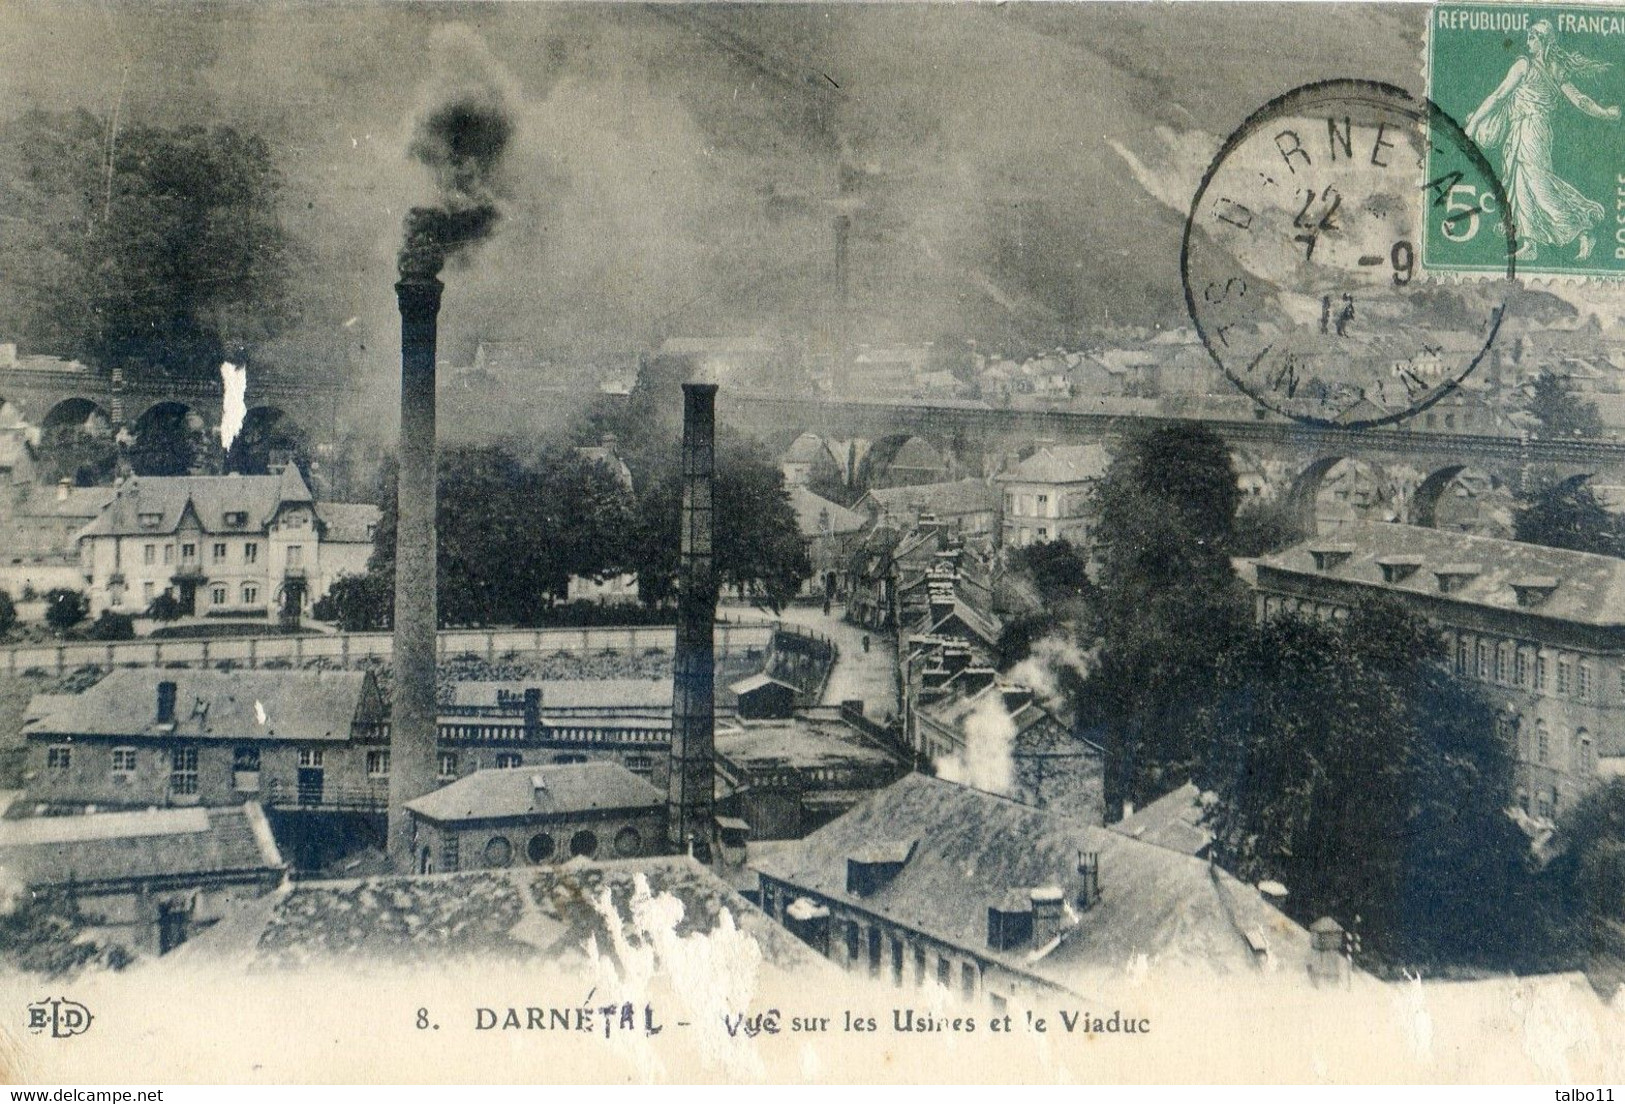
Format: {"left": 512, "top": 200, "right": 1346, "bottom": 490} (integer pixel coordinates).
{"left": 0, "top": 2, "right": 1435, "bottom": 407}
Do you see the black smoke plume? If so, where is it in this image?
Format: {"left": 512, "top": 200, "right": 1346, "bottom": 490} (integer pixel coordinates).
{"left": 397, "top": 27, "right": 517, "bottom": 280}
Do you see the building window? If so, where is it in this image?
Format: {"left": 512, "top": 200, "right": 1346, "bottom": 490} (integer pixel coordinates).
{"left": 483, "top": 836, "right": 513, "bottom": 867}
{"left": 846, "top": 922, "right": 861, "bottom": 963}
{"left": 441, "top": 835, "right": 460, "bottom": 873}
{"left": 1537, "top": 722, "right": 1550, "bottom": 765}
{"left": 171, "top": 747, "right": 198, "bottom": 795}
{"left": 438, "top": 752, "right": 458, "bottom": 780}
{"left": 1475, "top": 641, "right": 1489, "bottom": 680}
{"left": 527, "top": 833, "right": 556, "bottom": 863}
{"left": 1535, "top": 656, "right": 1548, "bottom": 692}
{"left": 111, "top": 590, "right": 123, "bottom": 607}
{"left": 937, "top": 956, "right": 951, "bottom": 987}
{"left": 212, "top": 542, "right": 228, "bottom": 564}
{"left": 298, "top": 747, "right": 324, "bottom": 768}
{"left": 1515, "top": 649, "right": 1530, "bottom": 688}
{"left": 233, "top": 746, "right": 260, "bottom": 771}
{"left": 287, "top": 545, "right": 303, "bottom": 568}
{"left": 244, "top": 542, "right": 259, "bottom": 564}
{"left": 143, "top": 544, "right": 156, "bottom": 565}
{"left": 1557, "top": 660, "right": 1572, "bottom": 696}
{"left": 614, "top": 826, "right": 642, "bottom": 857}
{"left": 1455, "top": 636, "right": 1469, "bottom": 676}
{"left": 1495, "top": 643, "right": 1510, "bottom": 684}
{"left": 163, "top": 544, "right": 174, "bottom": 565}
{"left": 1578, "top": 663, "right": 1593, "bottom": 702}
{"left": 570, "top": 830, "right": 598, "bottom": 859}
{"left": 366, "top": 750, "right": 390, "bottom": 777}
{"left": 1577, "top": 731, "right": 1594, "bottom": 775}
{"left": 1037, "top": 527, "right": 1048, "bottom": 541}
{"left": 143, "top": 581, "right": 155, "bottom": 602}
{"left": 181, "top": 542, "right": 196, "bottom": 561}
{"left": 111, "top": 747, "right": 137, "bottom": 778}
{"left": 625, "top": 754, "right": 653, "bottom": 776}
{"left": 495, "top": 752, "right": 522, "bottom": 769}
{"left": 242, "top": 583, "right": 258, "bottom": 604}
{"left": 47, "top": 745, "right": 71, "bottom": 771}
{"left": 961, "top": 962, "right": 977, "bottom": 999}
{"left": 211, "top": 584, "right": 228, "bottom": 605}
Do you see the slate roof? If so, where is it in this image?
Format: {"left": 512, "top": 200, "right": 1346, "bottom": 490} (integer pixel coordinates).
{"left": 0, "top": 803, "right": 283, "bottom": 887}
{"left": 404, "top": 762, "right": 663, "bottom": 824}
{"left": 715, "top": 716, "right": 902, "bottom": 771}
{"left": 752, "top": 774, "right": 1311, "bottom": 988}
{"left": 1254, "top": 522, "right": 1625, "bottom": 628}
{"left": 24, "top": 669, "right": 377, "bottom": 742}
{"left": 1108, "top": 782, "right": 1213, "bottom": 857}
{"left": 315, "top": 501, "right": 381, "bottom": 544}
{"left": 859, "top": 478, "right": 997, "bottom": 519}
{"left": 997, "top": 444, "right": 1111, "bottom": 485}
{"left": 787, "top": 485, "right": 867, "bottom": 537}
{"left": 727, "top": 673, "right": 798, "bottom": 696}
{"left": 79, "top": 468, "right": 313, "bottom": 539}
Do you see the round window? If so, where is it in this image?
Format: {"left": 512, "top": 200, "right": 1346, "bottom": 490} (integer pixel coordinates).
{"left": 614, "top": 826, "right": 641, "bottom": 857}
{"left": 569, "top": 830, "right": 598, "bottom": 859}
{"left": 527, "top": 832, "right": 556, "bottom": 863}
{"left": 483, "top": 836, "right": 513, "bottom": 867}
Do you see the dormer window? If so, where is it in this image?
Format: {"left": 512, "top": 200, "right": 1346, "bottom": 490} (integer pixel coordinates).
{"left": 1511, "top": 576, "right": 1561, "bottom": 607}
{"left": 1434, "top": 564, "right": 1482, "bottom": 595}
{"left": 224, "top": 510, "right": 248, "bottom": 527}
{"left": 846, "top": 841, "right": 916, "bottom": 896}
{"left": 137, "top": 512, "right": 163, "bottom": 529}
{"left": 1376, "top": 555, "right": 1424, "bottom": 584}
{"left": 1308, "top": 545, "right": 1355, "bottom": 571}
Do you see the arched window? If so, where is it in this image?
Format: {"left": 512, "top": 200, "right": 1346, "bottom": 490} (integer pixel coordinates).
{"left": 614, "top": 826, "right": 641, "bottom": 857}
{"left": 483, "top": 836, "right": 513, "bottom": 867}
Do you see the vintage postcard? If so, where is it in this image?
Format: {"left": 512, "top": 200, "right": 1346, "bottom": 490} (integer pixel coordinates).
{"left": 1, "top": 0, "right": 1625, "bottom": 1087}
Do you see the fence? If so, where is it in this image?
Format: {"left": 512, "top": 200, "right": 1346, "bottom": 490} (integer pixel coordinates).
{"left": 1, "top": 621, "right": 779, "bottom": 678}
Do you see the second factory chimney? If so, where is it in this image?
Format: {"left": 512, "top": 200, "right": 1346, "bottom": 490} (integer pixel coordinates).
{"left": 667, "top": 382, "right": 719, "bottom": 860}
{"left": 387, "top": 212, "right": 445, "bottom": 871}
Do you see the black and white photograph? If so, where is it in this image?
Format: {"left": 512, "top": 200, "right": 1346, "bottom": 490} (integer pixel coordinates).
{"left": 0, "top": 0, "right": 1623, "bottom": 1087}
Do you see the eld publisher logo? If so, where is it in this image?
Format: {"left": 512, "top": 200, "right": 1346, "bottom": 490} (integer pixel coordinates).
{"left": 27, "top": 998, "right": 93, "bottom": 1038}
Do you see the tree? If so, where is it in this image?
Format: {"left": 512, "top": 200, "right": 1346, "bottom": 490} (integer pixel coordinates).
{"left": 1230, "top": 498, "right": 1308, "bottom": 558}
{"left": 312, "top": 573, "right": 393, "bottom": 632}
{"left": 0, "top": 110, "right": 295, "bottom": 379}
{"left": 1513, "top": 473, "right": 1625, "bottom": 557}
{"left": 1008, "top": 538, "right": 1093, "bottom": 607}
{"left": 41, "top": 588, "right": 89, "bottom": 633}
{"left": 1526, "top": 369, "right": 1603, "bottom": 439}
{"left": 88, "top": 610, "right": 135, "bottom": 641}
{"left": 1078, "top": 423, "right": 1251, "bottom": 813}
{"left": 371, "top": 444, "right": 641, "bottom": 627}
{"left": 0, "top": 590, "right": 15, "bottom": 636}
{"left": 1547, "top": 779, "right": 1625, "bottom": 965}
{"left": 146, "top": 593, "right": 184, "bottom": 622}
{"left": 1198, "top": 602, "right": 1536, "bottom": 967}
{"left": 631, "top": 436, "right": 810, "bottom": 614}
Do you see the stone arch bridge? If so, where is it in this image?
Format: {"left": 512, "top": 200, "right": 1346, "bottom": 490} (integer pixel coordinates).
{"left": 729, "top": 392, "right": 1625, "bottom": 536}
{"left": 0, "top": 363, "right": 350, "bottom": 458}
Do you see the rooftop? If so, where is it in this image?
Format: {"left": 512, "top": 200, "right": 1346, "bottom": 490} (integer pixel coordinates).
{"left": 1255, "top": 522, "right": 1625, "bottom": 628}
{"left": 1108, "top": 782, "right": 1213, "bottom": 857}
{"left": 787, "top": 485, "right": 867, "bottom": 537}
{"left": 752, "top": 774, "right": 1310, "bottom": 990}
{"left": 997, "top": 444, "right": 1112, "bottom": 485}
{"left": 24, "top": 669, "right": 379, "bottom": 742}
{"left": 450, "top": 679, "right": 673, "bottom": 711}
{"left": 315, "top": 501, "right": 381, "bottom": 544}
{"left": 715, "top": 715, "right": 901, "bottom": 772}
{"left": 0, "top": 803, "right": 283, "bottom": 886}
{"left": 860, "top": 478, "right": 997, "bottom": 518}
{"left": 404, "top": 762, "right": 663, "bottom": 824}
{"left": 79, "top": 468, "right": 313, "bottom": 539}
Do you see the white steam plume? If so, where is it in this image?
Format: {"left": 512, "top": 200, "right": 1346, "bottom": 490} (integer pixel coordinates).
{"left": 219, "top": 361, "right": 247, "bottom": 452}
{"left": 937, "top": 691, "right": 1017, "bottom": 797}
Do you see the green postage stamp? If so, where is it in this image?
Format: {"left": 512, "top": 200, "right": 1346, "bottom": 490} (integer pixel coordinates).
{"left": 1428, "top": 3, "right": 1625, "bottom": 277}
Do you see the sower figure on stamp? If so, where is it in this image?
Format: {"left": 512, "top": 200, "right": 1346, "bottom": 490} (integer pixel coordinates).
{"left": 1464, "top": 19, "right": 1620, "bottom": 262}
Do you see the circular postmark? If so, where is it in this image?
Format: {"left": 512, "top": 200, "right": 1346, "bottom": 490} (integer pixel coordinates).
{"left": 1182, "top": 79, "right": 1516, "bottom": 429}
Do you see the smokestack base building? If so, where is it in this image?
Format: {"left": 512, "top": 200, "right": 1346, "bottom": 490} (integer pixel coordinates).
{"left": 667, "top": 382, "right": 720, "bottom": 860}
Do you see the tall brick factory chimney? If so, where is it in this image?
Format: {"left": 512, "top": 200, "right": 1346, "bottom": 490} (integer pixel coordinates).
{"left": 388, "top": 212, "right": 445, "bottom": 870}
{"left": 667, "top": 381, "right": 719, "bottom": 859}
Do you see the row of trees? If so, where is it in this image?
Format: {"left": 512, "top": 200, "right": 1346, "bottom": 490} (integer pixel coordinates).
{"left": 319, "top": 435, "right": 808, "bottom": 632}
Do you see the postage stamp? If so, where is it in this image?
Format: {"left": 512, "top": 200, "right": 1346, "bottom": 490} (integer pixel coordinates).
{"left": 1428, "top": 3, "right": 1625, "bottom": 277}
